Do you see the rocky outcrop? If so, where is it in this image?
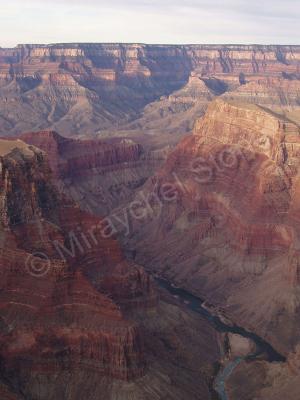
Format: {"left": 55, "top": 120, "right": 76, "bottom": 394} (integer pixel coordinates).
{"left": 0, "top": 139, "right": 150, "bottom": 395}
{"left": 0, "top": 138, "right": 221, "bottom": 399}
{"left": 18, "top": 131, "right": 163, "bottom": 215}
{"left": 20, "top": 131, "right": 144, "bottom": 178}
{"left": 223, "top": 77, "right": 300, "bottom": 108}
{"left": 227, "top": 345, "right": 300, "bottom": 400}
{"left": 123, "top": 98, "right": 300, "bottom": 356}
{"left": 1, "top": 43, "right": 300, "bottom": 138}
{"left": 227, "top": 333, "right": 257, "bottom": 358}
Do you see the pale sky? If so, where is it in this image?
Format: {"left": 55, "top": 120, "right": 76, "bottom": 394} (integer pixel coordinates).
{"left": 0, "top": 0, "right": 299, "bottom": 47}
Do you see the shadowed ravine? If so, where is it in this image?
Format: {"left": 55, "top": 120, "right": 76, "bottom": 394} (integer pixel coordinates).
{"left": 155, "top": 277, "right": 286, "bottom": 400}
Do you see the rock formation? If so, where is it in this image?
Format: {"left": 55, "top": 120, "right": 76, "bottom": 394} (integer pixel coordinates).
{"left": 1, "top": 44, "right": 300, "bottom": 139}
{"left": 123, "top": 98, "right": 300, "bottom": 358}
{"left": 2, "top": 41, "right": 300, "bottom": 399}
{"left": 0, "top": 139, "right": 150, "bottom": 385}
{"left": 0, "top": 138, "right": 220, "bottom": 399}
{"left": 17, "top": 130, "right": 164, "bottom": 215}
{"left": 227, "top": 344, "right": 300, "bottom": 400}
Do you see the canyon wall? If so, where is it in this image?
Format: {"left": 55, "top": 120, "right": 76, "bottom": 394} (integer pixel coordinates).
{"left": 17, "top": 130, "right": 165, "bottom": 215}
{"left": 0, "top": 140, "right": 151, "bottom": 386}
{"left": 2, "top": 43, "right": 300, "bottom": 81}
{"left": 0, "top": 138, "right": 220, "bottom": 399}
{"left": 0, "top": 43, "right": 300, "bottom": 138}
{"left": 122, "top": 98, "right": 300, "bottom": 357}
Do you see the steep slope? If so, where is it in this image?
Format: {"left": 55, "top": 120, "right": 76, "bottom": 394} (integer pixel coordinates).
{"left": 0, "top": 139, "right": 150, "bottom": 386}
{"left": 122, "top": 98, "right": 300, "bottom": 358}
{"left": 0, "top": 138, "right": 221, "bottom": 399}
{"left": 222, "top": 76, "right": 300, "bottom": 126}
{"left": 223, "top": 76, "right": 300, "bottom": 107}
{"left": 18, "top": 131, "right": 165, "bottom": 215}
{"left": 104, "top": 74, "right": 216, "bottom": 148}
{"left": 1, "top": 43, "right": 300, "bottom": 138}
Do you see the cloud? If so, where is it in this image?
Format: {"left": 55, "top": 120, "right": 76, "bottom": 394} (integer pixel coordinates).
{"left": 0, "top": 0, "right": 299, "bottom": 46}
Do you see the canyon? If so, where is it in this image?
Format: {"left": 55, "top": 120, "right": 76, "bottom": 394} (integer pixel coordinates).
{"left": 0, "top": 137, "right": 221, "bottom": 399}
{"left": 1, "top": 42, "right": 300, "bottom": 399}
{"left": 0, "top": 44, "right": 300, "bottom": 145}
{"left": 119, "top": 97, "right": 300, "bottom": 399}
{"left": 124, "top": 97, "right": 300, "bottom": 353}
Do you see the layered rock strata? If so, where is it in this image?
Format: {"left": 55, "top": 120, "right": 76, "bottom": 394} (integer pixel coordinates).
{"left": 0, "top": 140, "right": 150, "bottom": 395}
{"left": 1, "top": 43, "right": 300, "bottom": 137}
{"left": 18, "top": 130, "right": 164, "bottom": 215}
{"left": 123, "top": 98, "right": 300, "bottom": 357}
{"left": 0, "top": 138, "right": 220, "bottom": 399}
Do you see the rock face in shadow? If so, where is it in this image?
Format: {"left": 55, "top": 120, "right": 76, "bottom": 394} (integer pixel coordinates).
{"left": 0, "top": 383, "right": 22, "bottom": 400}
{"left": 0, "top": 138, "right": 220, "bottom": 399}
{"left": 18, "top": 130, "right": 165, "bottom": 215}
{"left": 1, "top": 43, "right": 300, "bottom": 138}
{"left": 0, "top": 140, "right": 151, "bottom": 383}
{"left": 123, "top": 98, "right": 300, "bottom": 357}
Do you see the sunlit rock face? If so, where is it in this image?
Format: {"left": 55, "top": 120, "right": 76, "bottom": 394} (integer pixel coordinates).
{"left": 0, "top": 43, "right": 300, "bottom": 138}
{"left": 123, "top": 98, "right": 300, "bottom": 357}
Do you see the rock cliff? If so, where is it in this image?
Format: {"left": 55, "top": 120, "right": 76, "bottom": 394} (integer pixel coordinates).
{"left": 18, "top": 130, "right": 163, "bottom": 215}
{"left": 123, "top": 98, "right": 300, "bottom": 357}
{"left": 0, "top": 140, "right": 149, "bottom": 394}
{"left": 0, "top": 138, "right": 220, "bottom": 399}
{"left": 0, "top": 139, "right": 151, "bottom": 385}
{"left": 1, "top": 43, "right": 300, "bottom": 138}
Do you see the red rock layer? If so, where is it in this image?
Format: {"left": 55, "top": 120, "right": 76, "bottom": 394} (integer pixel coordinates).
{"left": 126, "top": 98, "right": 300, "bottom": 356}
{"left": 0, "top": 140, "right": 157, "bottom": 397}
{"left": 1, "top": 43, "right": 300, "bottom": 137}
{"left": 16, "top": 131, "right": 161, "bottom": 217}
{"left": 19, "top": 131, "right": 143, "bottom": 178}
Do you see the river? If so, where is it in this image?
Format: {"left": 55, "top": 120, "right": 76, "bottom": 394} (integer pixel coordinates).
{"left": 155, "top": 277, "right": 285, "bottom": 400}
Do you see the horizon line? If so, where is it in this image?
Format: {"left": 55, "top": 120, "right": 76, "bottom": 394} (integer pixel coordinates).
{"left": 1, "top": 42, "right": 300, "bottom": 49}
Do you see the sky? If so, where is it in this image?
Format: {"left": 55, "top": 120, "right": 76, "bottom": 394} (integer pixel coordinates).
{"left": 0, "top": 0, "right": 299, "bottom": 47}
